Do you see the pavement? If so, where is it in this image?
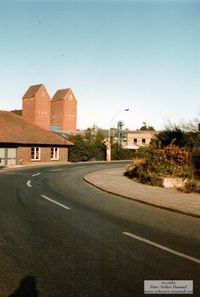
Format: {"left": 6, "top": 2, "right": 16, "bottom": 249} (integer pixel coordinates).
{"left": 84, "top": 167, "right": 200, "bottom": 219}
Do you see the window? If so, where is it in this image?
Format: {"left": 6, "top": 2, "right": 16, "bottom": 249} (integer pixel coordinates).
{"left": 133, "top": 138, "right": 137, "bottom": 144}
{"left": 142, "top": 138, "right": 146, "bottom": 144}
{"left": 51, "top": 147, "right": 59, "bottom": 160}
{"left": 31, "top": 147, "right": 41, "bottom": 160}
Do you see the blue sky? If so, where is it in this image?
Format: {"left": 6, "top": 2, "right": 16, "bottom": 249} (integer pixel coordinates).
{"left": 0, "top": 0, "right": 199, "bottom": 130}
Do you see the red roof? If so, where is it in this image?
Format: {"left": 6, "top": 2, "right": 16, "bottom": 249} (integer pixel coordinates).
{"left": 0, "top": 110, "right": 73, "bottom": 146}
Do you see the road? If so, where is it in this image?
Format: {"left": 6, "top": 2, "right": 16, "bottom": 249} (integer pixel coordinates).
{"left": 0, "top": 162, "right": 200, "bottom": 297}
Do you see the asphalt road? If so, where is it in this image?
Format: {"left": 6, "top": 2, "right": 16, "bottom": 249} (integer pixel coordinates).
{"left": 1, "top": 162, "right": 200, "bottom": 297}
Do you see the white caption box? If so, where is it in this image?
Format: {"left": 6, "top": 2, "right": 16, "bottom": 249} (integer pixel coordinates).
{"left": 144, "top": 280, "right": 193, "bottom": 294}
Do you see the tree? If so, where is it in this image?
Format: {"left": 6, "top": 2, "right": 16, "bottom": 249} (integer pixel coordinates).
{"left": 138, "top": 122, "right": 155, "bottom": 131}
{"left": 68, "top": 134, "right": 92, "bottom": 162}
{"left": 68, "top": 131, "right": 106, "bottom": 162}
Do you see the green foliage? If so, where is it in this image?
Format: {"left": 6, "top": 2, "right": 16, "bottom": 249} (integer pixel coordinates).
{"left": 125, "top": 123, "right": 200, "bottom": 191}
{"left": 68, "top": 130, "right": 134, "bottom": 162}
{"left": 180, "top": 180, "right": 200, "bottom": 194}
{"left": 131, "top": 146, "right": 154, "bottom": 160}
{"left": 111, "top": 143, "right": 134, "bottom": 160}
{"left": 191, "top": 147, "right": 200, "bottom": 178}
{"left": 139, "top": 125, "right": 155, "bottom": 131}
{"left": 152, "top": 126, "right": 200, "bottom": 150}
{"left": 126, "top": 144, "right": 192, "bottom": 186}
{"left": 153, "top": 128, "right": 187, "bottom": 148}
{"left": 125, "top": 157, "right": 146, "bottom": 178}
{"left": 68, "top": 130, "right": 106, "bottom": 162}
{"left": 68, "top": 134, "right": 92, "bottom": 162}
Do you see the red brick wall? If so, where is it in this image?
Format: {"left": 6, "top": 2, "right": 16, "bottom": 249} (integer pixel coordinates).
{"left": 59, "top": 147, "right": 68, "bottom": 161}
{"left": 35, "top": 87, "right": 50, "bottom": 130}
{"left": 63, "top": 89, "right": 77, "bottom": 132}
{"left": 22, "top": 85, "right": 50, "bottom": 130}
{"left": 22, "top": 97, "right": 35, "bottom": 124}
{"left": 50, "top": 99, "right": 64, "bottom": 130}
{"left": 50, "top": 89, "right": 77, "bottom": 132}
{"left": 18, "top": 147, "right": 31, "bottom": 164}
{"left": 18, "top": 146, "right": 68, "bottom": 164}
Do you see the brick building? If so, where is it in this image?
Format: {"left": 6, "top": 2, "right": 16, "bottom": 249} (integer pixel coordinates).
{"left": 22, "top": 84, "right": 51, "bottom": 130}
{"left": 0, "top": 111, "right": 73, "bottom": 166}
{"left": 51, "top": 88, "right": 77, "bottom": 132}
{"left": 22, "top": 84, "right": 77, "bottom": 133}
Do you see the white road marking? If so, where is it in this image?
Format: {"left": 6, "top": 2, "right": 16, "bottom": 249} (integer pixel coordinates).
{"left": 32, "top": 172, "right": 41, "bottom": 177}
{"left": 26, "top": 180, "right": 32, "bottom": 188}
{"left": 41, "top": 195, "right": 71, "bottom": 210}
{"left": 49, "top": 169, "right": 63, "bottom": 172}
{"left": 122, "top": 231, "right": 200, "bottom": 265}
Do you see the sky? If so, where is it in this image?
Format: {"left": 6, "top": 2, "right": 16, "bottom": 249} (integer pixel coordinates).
{"left": 0, "top": 0, "right": 200, "bottom": 131}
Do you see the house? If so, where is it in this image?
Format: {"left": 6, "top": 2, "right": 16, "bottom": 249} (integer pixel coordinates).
{"left": 0, "top": 110, "right": 73, "bottom": 166}
{"left": 123, "top": 130, "right": 157, "bottom": 150}
{"left": 51, "top": 88, "right": 77, "bottom": 132}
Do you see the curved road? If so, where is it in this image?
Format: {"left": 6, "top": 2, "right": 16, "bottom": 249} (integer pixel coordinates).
{"left": 1, "top": 162, "right": 200, "bottom": 297}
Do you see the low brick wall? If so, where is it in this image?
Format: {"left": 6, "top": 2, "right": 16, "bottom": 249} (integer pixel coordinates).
{"left": 162, "top": 177, "right": 187, "bottom": 189}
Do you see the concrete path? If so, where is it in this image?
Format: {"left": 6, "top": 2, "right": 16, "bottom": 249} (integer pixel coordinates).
{"left": 84, "top": 167, "right": 200, "bottom": 219}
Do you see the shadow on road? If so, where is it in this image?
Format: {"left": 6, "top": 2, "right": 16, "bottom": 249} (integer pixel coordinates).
{"left": 7, "top": 275, "right": 39, "bottom": 297}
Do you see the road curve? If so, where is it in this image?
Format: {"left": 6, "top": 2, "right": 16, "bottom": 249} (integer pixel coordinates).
{"left": 0, "top": 162, "right": 200, "bottom": 297}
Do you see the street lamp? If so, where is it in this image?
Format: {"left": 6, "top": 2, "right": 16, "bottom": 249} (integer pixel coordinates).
{"left": 107, "top": 108, "right": 130, "bottom": 161}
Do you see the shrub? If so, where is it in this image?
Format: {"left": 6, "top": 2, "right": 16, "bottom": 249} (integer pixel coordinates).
{"left": 111, "top": 143, "right": 134, "bottom": 160}
{"left": 180, "top": 179, "right": 200, "bottom": 194}
{"left": 125, "top": 144, "right": 192, "bottom": 186}
{"left": 125, "top": 157, "right": 147, "bottom": 178}
{"left": 191, "top": 147, "right": 200, "bottom": 178}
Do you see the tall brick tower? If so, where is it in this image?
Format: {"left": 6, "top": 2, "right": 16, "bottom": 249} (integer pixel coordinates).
{"left": 22, "top": 84, "right": 51, "bottom": 130}
{"left": 51, "top": 88, "right": 77, "bottom": 132}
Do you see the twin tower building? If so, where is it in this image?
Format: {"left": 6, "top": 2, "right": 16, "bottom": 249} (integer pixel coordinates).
{"left": 22, "top": 84, "right": 77, "bottom": 132}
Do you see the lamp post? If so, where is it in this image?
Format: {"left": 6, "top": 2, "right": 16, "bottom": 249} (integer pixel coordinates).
{"left": 106, "top": 108, "right": 129, "bottom": 161}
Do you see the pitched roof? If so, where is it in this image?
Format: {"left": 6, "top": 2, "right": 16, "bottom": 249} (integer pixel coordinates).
{"left": 51, "top": 88, "right": 70, "bottom": 101}
{"left": 22, "top": 84, "right": 43, "bottom": 98}
{"left": 0, "top": 111, "right": 74, "bottom": 146}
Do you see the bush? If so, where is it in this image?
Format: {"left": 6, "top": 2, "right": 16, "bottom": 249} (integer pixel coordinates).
{"left": 125, "top": 158, "right": 147, "bottom": 178}
{"left": 111, "top": 143, "right": 134, "bottom": 160}
{"left": 191, "top": 147, "right": 200, "bottom": 178}
{"left": 125, "top": 144, "right": 192, "bottom": 187}
{"left": 180, "top": 180, "right": 200, "bottom": 194}
{"left": 68, "top": 135, "right": 92, "bottom": 162}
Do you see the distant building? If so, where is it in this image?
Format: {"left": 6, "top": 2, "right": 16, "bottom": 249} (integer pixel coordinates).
{"left": 124, "top": 130, "right": 157, "bottom": 150}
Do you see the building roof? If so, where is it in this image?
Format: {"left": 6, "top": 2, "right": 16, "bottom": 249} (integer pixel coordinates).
{"left": 0, "top": 110, "right": 74, "bottom": 146}
{"left": 51, "top": 88, "right": 70, "bottom": 101}
{"left": 22, "top": 84, "right": 43, "bottom": 98}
